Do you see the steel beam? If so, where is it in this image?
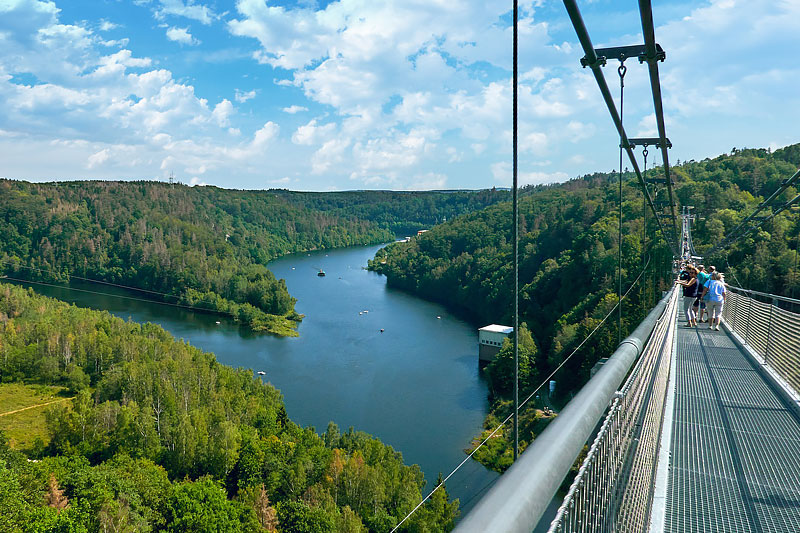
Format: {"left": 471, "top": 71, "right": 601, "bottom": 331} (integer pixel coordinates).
{"left": 562, "top": 0, "right": 680, "bottom": 257}
{"left": 639, "top": 0, "right": 680, "bottom": 245}
{"left": 629, "top": 136, "right": 672, "bottom": 149}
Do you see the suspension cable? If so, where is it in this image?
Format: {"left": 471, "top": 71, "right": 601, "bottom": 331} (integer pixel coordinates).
{"left": 512, "top": 0, "right": 520, "bottom": 463}
{"left": 617, "top": 61, "right": 626, "bottom": 344}
{"left": 642, "top": 146, "right": 649, "bottom": 310}
{"left": 0, "top": 259, "right": 183, "bottom": 300}
{"left": 707, "top": 168, "right": 800, "bottom": 257}
{"left": 390, "top": 258, "right": 652, "bottom": 532}
{"left": 0, "top": 275, "right": 238, "bottom": 318}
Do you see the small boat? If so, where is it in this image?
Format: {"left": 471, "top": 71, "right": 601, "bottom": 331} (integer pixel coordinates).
{"left": 359, "top": 312, "right": 363, "bottom": 315}
{"left": 317, "top": 270, "right": 326, "bottom": 277}
{"left": 257, "top": 371, "right": 266, "bottom": 375}
{"left": 436, "top": 316, "right": 441, "bottom": 320}
{"left": 380, "top": 329, "right": 384, "bottom": 333}
{"left": 215, "top": 321, "right": 221, "bottom": 324}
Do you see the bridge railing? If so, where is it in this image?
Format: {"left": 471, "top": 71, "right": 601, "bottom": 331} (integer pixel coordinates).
{"left": 454, "top": 288, "right": 679, "bottom": 533}
{"left": 723, "top": 285, "right": 800, "bottom": 396}
{"left": 547, "top": 287, "right": 679, "bottom": 533}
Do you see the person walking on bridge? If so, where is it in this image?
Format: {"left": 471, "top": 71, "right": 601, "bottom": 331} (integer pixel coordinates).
{"left": 701, "top": 272, "right": 726, "bottom": 331}
{"left": 694, "top": 265, "right": 710, "bottom": 322}
{"left": 677, "top": 265, "right": 699, "bottom": 327}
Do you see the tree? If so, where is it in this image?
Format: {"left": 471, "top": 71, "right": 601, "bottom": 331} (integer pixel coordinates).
{"left": 165, "top": 478, "right": 246, "bottom": 533}
{"left": 45, "top": 473, "right": 69, "bottom": 512}
{"left": 276, "top": 500, "right": 334, "bottom": 533}
{"left": 485, "top": 325, "right": 538, "bottom": 398}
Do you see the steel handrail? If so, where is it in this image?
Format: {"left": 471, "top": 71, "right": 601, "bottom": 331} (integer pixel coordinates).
{"left": 454, "top": 290, "right": 674, "bottom": 533}
{"left": 726, "top": 284, "right": 800, "bottom": 306}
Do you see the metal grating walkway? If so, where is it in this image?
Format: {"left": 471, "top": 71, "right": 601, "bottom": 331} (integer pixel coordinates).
{"left": 665, "top": 317, "right": 800, "bottom": 533}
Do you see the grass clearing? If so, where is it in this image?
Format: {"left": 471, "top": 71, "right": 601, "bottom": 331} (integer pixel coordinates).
{"left": 0, "top": 383, "right": 71, "bottom": 450}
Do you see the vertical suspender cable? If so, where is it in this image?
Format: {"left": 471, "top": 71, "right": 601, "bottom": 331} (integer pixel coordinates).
{"left": 642, "top": 147, "right": 649, "bottom": 311}
{"left": 617, "top": 63, "right": 626, "bottom": 344}
{"left": 512, "top": 0, "right": 520, "bottom": 461}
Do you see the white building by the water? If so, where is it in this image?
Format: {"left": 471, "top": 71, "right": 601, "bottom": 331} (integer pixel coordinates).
{"left": 478, "top": 324, "right": 513, "bottom": 363}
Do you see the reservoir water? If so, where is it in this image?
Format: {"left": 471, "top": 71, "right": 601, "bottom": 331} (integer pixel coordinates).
{"left": 13, "top": 244, "right": 498, "bottom": 512}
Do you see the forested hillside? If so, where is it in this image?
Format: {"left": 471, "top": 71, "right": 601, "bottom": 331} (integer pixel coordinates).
{"left": 0, "top": 283, "right": 458, "bottom": 532}
{"left": 370, "top": 144, "right": 800, "bottom": 468}
{"left": 272, "top": 189, "right": 509, "bottom": 237}
{"left": 0, "top": 181, "right": 501, "bottom": 336}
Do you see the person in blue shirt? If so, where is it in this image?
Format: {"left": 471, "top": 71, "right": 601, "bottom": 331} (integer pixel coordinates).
{"left": 701, "top": 272, "right": 726, "bottom": 331}
{"left": 694, "top": 265, "right": 710, "bottom": 322}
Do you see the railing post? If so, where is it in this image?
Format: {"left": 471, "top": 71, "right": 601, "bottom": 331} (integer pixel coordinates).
{"left": 765, "top": 298, "right": 776, "bottom": 364}
{"left": 745, "top": 293, "right": 753, "bottom": 345}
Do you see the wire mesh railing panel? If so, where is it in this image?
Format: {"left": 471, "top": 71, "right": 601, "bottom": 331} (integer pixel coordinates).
{"left": 724, "top": 286, "right": 800, "bottom": 397}
{"left": 766, "top": 306, "right": 800, "bottom": 393}
{"left": 548, "top": 289, "right": 679, "bottom": 533}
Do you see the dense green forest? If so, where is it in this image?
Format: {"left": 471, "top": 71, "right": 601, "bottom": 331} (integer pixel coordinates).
{"left": 0, "top": 181, "right": 502, "bottom": 336}
{"left": 0, "top": 283, "right": 458, "bottom": 532}
{"left": 370, "top": 144, "right": 800, "bottom": 469}
{"left": 272, "top": 189, "right": 509, "bottom": 237}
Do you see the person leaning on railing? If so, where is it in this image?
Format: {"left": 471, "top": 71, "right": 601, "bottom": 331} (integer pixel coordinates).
{"left": 700, "top": 272, "right": 726, "bottom": 331}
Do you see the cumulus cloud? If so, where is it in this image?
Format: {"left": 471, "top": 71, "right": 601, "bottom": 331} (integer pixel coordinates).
{"left": 212, "top": 99, "right": 234, "bottom": 127}
{"left": 292, "top": 119, "right": 336, "bottom": 145}
{"left": 87, "top": 148, "right": 110, "bottom": 169}
{"left": 166, "top": 26, "right": 199, "bottom": 45}
{"left": 154, "top": 0, "right": 216, "bottom": 25}
{"left": 99, "top": 20, "right": 119, "bottom": 31}
{"left": 234, "top": 89, "right": 256, "bottom": 103}
{"left": 283, "top": 105, "right": 308, "bottom": 114}
{"left": 491, "top": 161, "right": 568, "bottom": 186}
{"left": 1, "top": 0, "right": 797, "bottom": 190}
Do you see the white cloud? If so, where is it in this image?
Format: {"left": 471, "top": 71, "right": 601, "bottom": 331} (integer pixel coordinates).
{"left": 212, "top": 99, "right": 233, "bottom": 127}
{"left": 312, "top": 137, "right": 351, "bottom": 175}
{"left": 99, "top": 20, "right": 119, "bottom": 32}
{"left": 292, "top": 119, "right": 336, "bottom": 145}
{"left": 404, "top": 172, "right": 447, "bottom": 190}
{"left": 283, "top": 105, "right": 308, "bottom": 114}
{"left": 166, "top": 26, "right": 200, "bottom": 46}
{"left": 154, "top": 0, "right": 216, "bottom": 25}
{"left": 87, "top": 148, "right": 110, "bottom": 169}
{"left": 1, "top": 0, "right": 797, "bottom": 190}
{"left": 234, "top": 89, "right": 256, "bottom": 103}
{"left": 491, "top": 161, "right": 568, "bottom": 186}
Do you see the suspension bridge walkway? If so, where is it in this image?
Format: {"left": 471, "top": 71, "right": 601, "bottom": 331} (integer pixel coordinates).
{"left": 455, "top": 259, "right": 800, "bottom": 533}
{"left": 660, "top": 300, "right": 800, "bottom": 533}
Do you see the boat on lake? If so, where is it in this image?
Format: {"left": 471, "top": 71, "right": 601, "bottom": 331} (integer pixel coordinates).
{"left": 317, "top": 270, "right": 326, "bottom": 277}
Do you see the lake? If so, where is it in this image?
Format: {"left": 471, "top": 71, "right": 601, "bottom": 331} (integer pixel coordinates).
{"left": 12, "top": 244, "right": 499, "bottom": 512}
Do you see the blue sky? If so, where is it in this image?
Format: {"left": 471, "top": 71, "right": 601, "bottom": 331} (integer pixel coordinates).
{"left": 1, "top": 0, "right": 798, "bottom": 191}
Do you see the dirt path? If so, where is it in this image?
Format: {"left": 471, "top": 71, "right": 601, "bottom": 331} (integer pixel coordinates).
{"left": 0, "top": 397, "right": 73, "bottom": 417}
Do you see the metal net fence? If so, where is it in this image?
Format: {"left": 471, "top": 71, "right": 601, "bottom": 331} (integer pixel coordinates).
{"left": 547, "top": 288, "right": 679, "bottom": 533}
{"left": 722, "top": 286, "right": 800, "bottom": 396}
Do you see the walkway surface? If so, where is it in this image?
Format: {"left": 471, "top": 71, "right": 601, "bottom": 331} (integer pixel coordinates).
{"left": 665, "top": 319, "right": 800, "bottom": 533}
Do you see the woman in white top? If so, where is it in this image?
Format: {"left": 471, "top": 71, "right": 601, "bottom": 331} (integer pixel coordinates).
{"left": 702, "top": 272, "right": 726, "bottom": 331}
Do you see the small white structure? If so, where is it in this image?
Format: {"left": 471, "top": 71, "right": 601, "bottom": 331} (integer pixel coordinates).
{"left": 478, "top": 324, "right": 513, "bottom": 363}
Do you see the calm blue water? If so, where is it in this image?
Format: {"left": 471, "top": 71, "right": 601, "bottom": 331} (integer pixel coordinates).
{"left": 13, "top": 244, "right": 498, "bottom": 511}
